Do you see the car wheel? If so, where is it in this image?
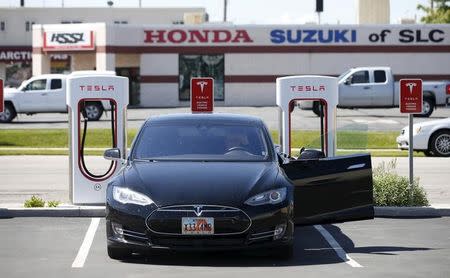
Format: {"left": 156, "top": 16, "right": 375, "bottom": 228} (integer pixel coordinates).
{"left": 271, "top": 244, "right": 294, "bottom": 260}
{"left": 0, "top": 103, "right": 17, "bottom": 123}
{"left": 430, "top": 130, "right": 450, "bottom": 157}
{"left": 416, "top": 98, "right": 434, "bottom": 118}
{"left": 107, "top": 246, "right": 132, "bottom": 260}
{"left": 312, "top": 101, "right": 324, "bottom": 117}
{"left": 84, "top": 102, "right": 104, "bottom": 121}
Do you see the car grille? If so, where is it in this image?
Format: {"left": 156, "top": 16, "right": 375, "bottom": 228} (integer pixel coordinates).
{"left": 146, "top": 205, "right": 251, "bottom": 235}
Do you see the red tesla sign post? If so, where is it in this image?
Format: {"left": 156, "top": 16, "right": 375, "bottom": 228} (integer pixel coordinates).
{"left": 191, "top": 77, "right": 214, "bottom": 113}
{"left": 0, "top": 79, "right": 4, "bottom": 113}
{"left": 399, "top": 79, "right": 423, "bottom": 205}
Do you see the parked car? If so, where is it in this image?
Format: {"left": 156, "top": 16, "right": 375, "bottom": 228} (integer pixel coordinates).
{"left": 104, "top": 113, "right": 374, "bottom": 260}
{"left": 396, "top": 117, "right": 450, "bottom": 157}
{"left": 298, "top": 67, "right": 450, "bottom": 117}
{"left": 0, "top": 74, "right": 109, "bottom": 123}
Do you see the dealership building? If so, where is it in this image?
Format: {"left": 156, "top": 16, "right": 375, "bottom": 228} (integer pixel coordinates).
{"left": 2, "top": 7, "right": 450, "bottom": 107}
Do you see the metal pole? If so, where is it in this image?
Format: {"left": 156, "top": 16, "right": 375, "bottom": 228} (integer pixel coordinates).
{"left": 408, "top": 114, "right": 414, "bottom": 205}
{"left": 223, "top": 0, "right": 228, "bottom": 22}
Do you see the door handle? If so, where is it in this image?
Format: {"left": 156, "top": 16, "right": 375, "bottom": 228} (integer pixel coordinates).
{"left": 347, "top": 163, "right": 365, "bottom": 170}
{"left": 41, "top": 93, "right": 48, "bottom": 96}
{"left": 363, "top": 86, "right": 371, "bottom": 90}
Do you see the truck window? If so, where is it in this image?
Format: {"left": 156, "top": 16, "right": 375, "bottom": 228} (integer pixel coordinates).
{"left": 351, "top": 71, "right": 369, "bottom": 84}
{"left": 50, "top": 79, "right": 62, "bottom": 90}
{"left": 374, "top": 70, "right": 387, "bottom": 83}
{"left": 24, "top": 79, "right": 47, "bottom": 91}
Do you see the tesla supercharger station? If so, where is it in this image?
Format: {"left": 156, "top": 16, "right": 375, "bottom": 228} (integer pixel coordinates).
{"left": 67, "top": 72, "right": 129, "bottom": 205}
{"left": 276, "top": 75, "right": 338, "bottom": 157}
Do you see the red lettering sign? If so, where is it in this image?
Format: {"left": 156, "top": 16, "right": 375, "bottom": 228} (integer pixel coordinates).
{"left": 144, "top": 29, "right": 253, "bottom": 44}
{"left": 191, "top": 78, "right": 214, "bottom": 113}
{"left": 0, "top": 79, "right": 3, "bottom": 113}
{"left": 400, "top": 79, "right": 423, "bottom": 114}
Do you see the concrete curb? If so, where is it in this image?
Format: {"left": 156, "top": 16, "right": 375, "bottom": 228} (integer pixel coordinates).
{"left": 1, "top": 206, "right": 450, "bottom": 218}
{"left": 0, "top": 206, "right": 105, "bottom": 218}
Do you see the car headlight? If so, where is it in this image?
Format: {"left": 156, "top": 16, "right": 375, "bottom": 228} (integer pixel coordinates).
{"left": 112, "top": 186, "right": 154, "bottom": 206}
{"left": 245, "top": 188, "right": 287, "bottom": 206}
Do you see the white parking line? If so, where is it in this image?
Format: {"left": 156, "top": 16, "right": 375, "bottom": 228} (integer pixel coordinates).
{"left": 314, "top": 225, "right": 363, "bottom": 268}
{"left": 72, "top": 218, "right": 100, "bottom": 268}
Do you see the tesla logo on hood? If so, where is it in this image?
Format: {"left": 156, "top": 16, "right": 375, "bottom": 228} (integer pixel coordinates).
{"left": 194, "top": 205, "right": 203, "bottom": 216}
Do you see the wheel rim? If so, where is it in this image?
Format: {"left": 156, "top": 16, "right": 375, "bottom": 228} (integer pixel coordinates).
{"left": 0, "top": 107, "right": 11, "bottom": 121}
{"left": 435, "top": 134, "right": 450, "bottom": 155}
{"left": 422, "top": 101, "right": 431, "bottom": 115}
{"left": 85, "top": 105, "right": 99, "bottom": 119}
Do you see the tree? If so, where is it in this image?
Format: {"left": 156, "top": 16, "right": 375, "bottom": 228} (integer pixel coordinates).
{"left": 417, "top": 0, "right": 450, "bottom": 23}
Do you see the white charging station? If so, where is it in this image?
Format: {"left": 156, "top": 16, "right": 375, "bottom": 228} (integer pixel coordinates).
{"left": 67, "top": 71, "right": 129, "bottom": 205}
{"left": 276, "top": 76, "right": 338, "bottom": 157}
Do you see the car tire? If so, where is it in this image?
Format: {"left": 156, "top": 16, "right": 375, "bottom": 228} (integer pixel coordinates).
{"left": 0, "top": 103, "right": 17, "bottom": 123}
{"left": 430, "top": 130, "right": 450, "bottom": 157}
{"left": 84, "top": 102, "right": 104, "bottom": 121}
{"left": 271, "top": 244, "right": 294, "bottom": 260}
{"left": 312, "top": 101, "right": 324, "bottom": 117}
{"left": 416, "top": 97, "right": 434, "bottom": 118}
{"left": 107, "top": 246, "right": 132, "bottom": 260}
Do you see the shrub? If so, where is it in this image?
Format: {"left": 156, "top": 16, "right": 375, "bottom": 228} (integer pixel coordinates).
{"left": 47, "top": 200, "right": 60, "bottom": 208}
{"left": 373, "top": 159, "right": 429, "bottom": 207}
{"left": 24, "top": 195, "right": 45, "bottom": 208}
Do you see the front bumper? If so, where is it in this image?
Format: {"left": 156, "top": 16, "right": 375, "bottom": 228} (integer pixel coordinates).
{"left": 106, "top": 202, "right": 294, "bottom": 252}
{"left": 396, "top": 132, "right": 429, "bottom": 151}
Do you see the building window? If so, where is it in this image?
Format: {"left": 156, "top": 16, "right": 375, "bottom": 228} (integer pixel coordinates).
{"left": 0, "top": 21, "right": 5, "bottom": 31}
{"left": 173, "top": 20, "right": 184, "bottom": 25}
{"left": 179, "top": 54, "right": 224, "bottom": 101}
{"left": 61, "top": 20, "right": 83, "bottom": 24}
{"left": 25, "top": 21, "right": 35, "bottom": 32}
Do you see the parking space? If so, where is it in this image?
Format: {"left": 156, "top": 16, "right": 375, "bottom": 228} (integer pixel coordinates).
{"left": 1, "top": 217, "right": 449, "bottom": 278}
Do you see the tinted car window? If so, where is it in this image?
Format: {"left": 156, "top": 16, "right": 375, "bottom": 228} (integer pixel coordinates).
{"left": 374, "top": 70, "right": 387, "bottom": 83}
{"left": 133, "top": 123, "right": 270, "bottom": 161}
{"left": 25, "top": 79, "right": 46, "bottom": 91}
{"left": 50, "top": 79, "right": 62, "bottom": 90}
{"left": 351, "top": 71, "right": 369, "bottom": 84}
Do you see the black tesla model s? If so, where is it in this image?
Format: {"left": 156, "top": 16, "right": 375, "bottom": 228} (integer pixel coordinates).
{"left": 104, "top": 113, "right": 373, "bottom": 260}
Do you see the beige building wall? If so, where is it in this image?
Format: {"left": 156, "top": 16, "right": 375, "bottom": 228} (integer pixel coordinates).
{"left": 116, "top": 54, "right": 140, "bottom": 68}
{"left": 71, "top": 53, "right": 96, "bottom": 71}
{"left": 357, "top": 0, "right": 390, "bottom": 24}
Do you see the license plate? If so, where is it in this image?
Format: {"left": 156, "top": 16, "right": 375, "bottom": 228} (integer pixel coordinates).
{"left": 181, "top": 217, "right": 214, "bottom": 235}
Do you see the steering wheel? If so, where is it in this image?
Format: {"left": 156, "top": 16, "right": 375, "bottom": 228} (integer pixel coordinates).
{"left": 226, "top": 146, "right": 248, "bottom": 152}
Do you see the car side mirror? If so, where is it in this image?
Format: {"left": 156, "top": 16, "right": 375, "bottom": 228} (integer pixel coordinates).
{"left": 104, "top": 148, "right": 121, "bottom": 161}
{"left": 344, "top": 77, "right": 352, "bottom": 85}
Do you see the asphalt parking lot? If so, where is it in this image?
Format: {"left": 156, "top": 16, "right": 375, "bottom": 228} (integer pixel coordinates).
{"left": 1, "top": 107, "right": 450, "bottom": 131}
{"left": 0, "top": 217, "right": 448, "bottom": 278}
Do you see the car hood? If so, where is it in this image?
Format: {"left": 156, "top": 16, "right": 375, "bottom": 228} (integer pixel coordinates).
{"left": 122, "top": 161, "right": 279, "bottom": 207}
{"left": 3, "top": 87, "right": 20, "bottom": 96}
{"left": 415, "top": 117, "right": 450, "bottom": 128}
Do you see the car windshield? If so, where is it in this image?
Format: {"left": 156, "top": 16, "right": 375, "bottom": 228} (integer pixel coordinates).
{"left": 133, "top": 122, "right": 271, "bottom": 161}
{"left": 337, "top": 69, "right": 352, "bottom": 80}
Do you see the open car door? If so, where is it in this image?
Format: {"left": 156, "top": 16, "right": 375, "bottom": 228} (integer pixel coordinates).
{"left": 281, "top": 153, "right": 374, "bottom": 225}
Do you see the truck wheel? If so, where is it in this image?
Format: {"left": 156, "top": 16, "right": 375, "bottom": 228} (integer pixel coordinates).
{"left": 0, "top": 103, "right": 17, "bottom": 123}
{"left": 430, "top": 130, "right": 450, "bottom": 157}
{"left": 416, "top": 98, "right": 434, "bottom": 118}
{"left": 84, "top": 102, "right": 104, "bottom": 121}
{"left": 312, "top": 101, "right": 324, "bottom": 117}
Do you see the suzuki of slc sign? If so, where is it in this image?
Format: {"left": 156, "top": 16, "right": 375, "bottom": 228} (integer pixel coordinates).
{"left": 43, "top": 30, "right": 95, "bottom": 51}
{"left": 400, "top": 79, "right": 423, "bottom": 114}
{"left": 191, "top": 77, "right": 214, "bottom": 113}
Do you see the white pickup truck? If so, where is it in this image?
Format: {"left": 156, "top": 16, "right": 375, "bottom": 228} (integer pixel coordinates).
{"left": 298, "top": 67, "right": 450, "bottom": 117}
{"left": 0, "top": 74, "right": 109, "bottom": 123}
